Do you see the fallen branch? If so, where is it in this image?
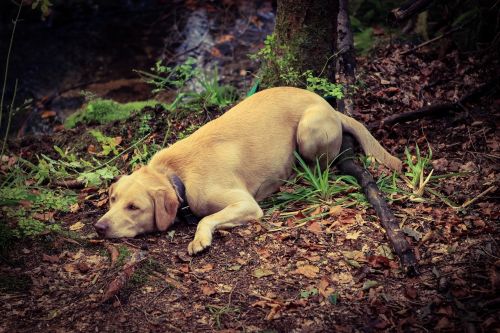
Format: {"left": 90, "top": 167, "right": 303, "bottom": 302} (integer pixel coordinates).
{"left": 336, "top": 0, "right": 419, "bottom": 276}
{"left": 390, "top": 0, "right": 434, "bottom": 23}
{"left": 101, "top": 249, "right": 148, "bottom": 303}
{"left": 51, "top": 179, "right": 86, "bottom": 189}
{"left": 381, "top": 79, "right": 499, "bottom": 127}
{"left": 400, "top": 26, "right": 462, "bottom": 56}
{"left": 337, "top": 137, "right": 419, "bottom": 276}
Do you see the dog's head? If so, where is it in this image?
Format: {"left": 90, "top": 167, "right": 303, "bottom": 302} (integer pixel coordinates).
{"left": 94, "top": 166, "right": 180, "bottom": 238}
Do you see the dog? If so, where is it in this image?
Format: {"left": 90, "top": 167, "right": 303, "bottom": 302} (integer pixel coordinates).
{"left": 94, "top": 87, "right": 402, "bottom": 255}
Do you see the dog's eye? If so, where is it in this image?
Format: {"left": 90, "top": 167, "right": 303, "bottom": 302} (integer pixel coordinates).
{"left": 127, "top": 203, "right": 139, "bottom": 210}
{"left": 110, "top": 196, "right": 116, "bottom": 203}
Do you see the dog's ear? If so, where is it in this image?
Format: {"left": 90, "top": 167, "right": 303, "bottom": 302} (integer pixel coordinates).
{"left": 153, "top": 190, "right": 179, "bottom": 231}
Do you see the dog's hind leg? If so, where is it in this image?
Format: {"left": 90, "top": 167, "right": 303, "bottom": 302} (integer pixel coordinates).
{"left": 297, "top": 106, "right": 343, "bottom": 167}
{"left": 187, "top": 189, "right": 263, "bottom": 255}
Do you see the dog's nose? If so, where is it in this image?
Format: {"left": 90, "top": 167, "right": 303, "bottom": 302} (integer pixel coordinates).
{"left": 94, "top": 220, "right": 109, "bottom": 237}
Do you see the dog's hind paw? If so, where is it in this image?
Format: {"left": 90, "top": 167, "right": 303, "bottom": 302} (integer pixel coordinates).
{"left": 188, "top": 231, "right": 212, "bottom": 255}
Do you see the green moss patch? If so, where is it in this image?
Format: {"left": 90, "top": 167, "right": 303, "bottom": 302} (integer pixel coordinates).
{"left": 64, "top": 99, "right": 163, "bottom": 128}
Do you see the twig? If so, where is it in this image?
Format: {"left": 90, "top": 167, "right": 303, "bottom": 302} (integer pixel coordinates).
{"left": 460, "top": 185, "right": 496, "bottom": 209}
{"left": 0, "top": 1, "right": 22, "bottom": 130}
{"left": 1, "top": 79, "right": 18, "bottom": 157}
{"left": 401, "top": 25, "right": 463, "bottom": 55}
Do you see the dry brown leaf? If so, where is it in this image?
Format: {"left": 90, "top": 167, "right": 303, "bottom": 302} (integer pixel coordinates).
{"left": 69, "top": 221, "right": 85, "bottom": 231}
{"left": 307, "top": 221, "right": 322, "bottom": 233}
{"left": 201, "top": 285, "right": 216, "bottom": 296}
{"left": 328, "top": 206, "right": 343, "bottom": 217}
{"left": 293, "top": 264, "right": 320, "bottom": 279}
{"left": 105, "top": 244, "right": 119, "bottom": 265}
{"left": 196, "top": 263, "right": 214, "bottom": 273}
{"left": 334, "top": 272, "right": 353, "bottom": 284}
{"left": 345, "top": 230, "right": 361, "bottom": 240}
{"left": 42, "top": 254, "right": 59, "bottom": 264}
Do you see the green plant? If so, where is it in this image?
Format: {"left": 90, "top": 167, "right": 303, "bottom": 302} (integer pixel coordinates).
{"left": 89, "top": 130, "right": 121, "bottom": 156}
{"left": 138, "top": 57, "right": 238, "bottom": 114}
{"left": 250, "top": 33, "right": 302, "bottom": 87}
{"left": 135, "top": 58, "right": 199, "bottom": 93}
{"left": 206, "top": 304, "right": 240, "bottom": 329}
{"left": 116, "top": 245, "right": 131, "bottom": 266}
{"left": 251, "top": 34, "right": 343, "bottom": 97}
{"left": 193, "top": 69, "right": 238, "bottom": 109}
{"left": 129, "top": 143, "right": 160, "bottom": 169}
{"left": 138, "top": 113, "right": 153, "bottom": 137}
{"left": 401, "top": 144, "right": 433, "bottom": 198}
{"left": 305, "top": 71, "right": 344, "bottom": 99}
{"left": 64, "top": 99, "right": 161, "bottom": 128}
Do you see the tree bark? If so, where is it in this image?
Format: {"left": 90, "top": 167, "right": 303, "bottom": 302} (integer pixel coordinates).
{"left": 261, "top": 0, "right": 339, "bottom": 87}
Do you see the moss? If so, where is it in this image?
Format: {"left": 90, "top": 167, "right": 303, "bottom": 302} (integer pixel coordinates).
{"left": 64, "top": 99, "right": 164, "bottom": 128}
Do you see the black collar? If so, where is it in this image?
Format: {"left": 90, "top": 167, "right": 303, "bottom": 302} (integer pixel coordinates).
{"left": 170, "top": 175, "right": 199, "bottom": 225}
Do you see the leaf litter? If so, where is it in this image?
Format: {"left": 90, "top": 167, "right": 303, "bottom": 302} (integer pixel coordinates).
{"left": 1, "top": 4, "right": 499, "bottom": 333}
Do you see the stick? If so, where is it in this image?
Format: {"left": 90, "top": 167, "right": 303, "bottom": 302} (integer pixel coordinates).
{"left": 337, "top": 137, "right": 419, "bottom": 276}
{"left": 400, "top": 26, "right": 462, "bottom": 55}
{"left": 336, "top": 0, "right": 419, "bottom": 276}
{"left": 390, "top": 0, "right": 434, "bottom": 23}
{"left": 381, "top": 79, "right": 499, "bottom": 127}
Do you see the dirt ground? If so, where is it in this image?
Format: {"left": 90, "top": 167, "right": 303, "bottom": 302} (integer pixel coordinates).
{"left": 1, "top": 4, "right": 500, "bottom": 333}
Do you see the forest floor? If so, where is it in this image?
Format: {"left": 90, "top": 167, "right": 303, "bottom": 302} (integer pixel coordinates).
{"left": 1, "top": 5, "right": 499, "bottom": 333}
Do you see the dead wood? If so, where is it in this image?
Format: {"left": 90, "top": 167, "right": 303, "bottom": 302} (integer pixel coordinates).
{"left": 337, "top": 136, "right": 419, "bottom": 276}
{"left": 390, "top": 0, "right": 434, "bottom": 23}
{"left": 381, "top": 79, "right": 499, "bottom": 127}
{"left": 336, "top": 0, "right": 419, "bottom": 276}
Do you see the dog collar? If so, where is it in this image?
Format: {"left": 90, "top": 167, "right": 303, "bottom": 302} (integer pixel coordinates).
{"left": 170, "top": 175, "right": 199, "bottom": 225}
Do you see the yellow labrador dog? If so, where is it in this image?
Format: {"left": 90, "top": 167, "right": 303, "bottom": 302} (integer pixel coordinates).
{"left": 95, "top": 87, "right": 402, "bottom": 255}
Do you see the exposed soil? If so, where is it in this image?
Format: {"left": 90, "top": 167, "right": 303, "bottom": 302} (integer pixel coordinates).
{"left": 1, "top": 3, "right": 499, "bottom": 333}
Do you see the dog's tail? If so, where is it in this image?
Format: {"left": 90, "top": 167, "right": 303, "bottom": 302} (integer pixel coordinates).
{"left": 337, "top": 112, "right": 402, "bottom": 172}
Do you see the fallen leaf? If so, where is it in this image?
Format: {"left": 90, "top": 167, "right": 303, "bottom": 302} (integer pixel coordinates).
{"left": 402, "top": 227, "right": 422, "bottom": 241}
{"left": 293, "top": 264, "right": 320, "bottom": 279}
{"left": 42, "top": 254, "right": 59, "bottom": 263}
{"left": 77, "top": 262, "right": 90, "bottom": 273}
{"left": 334, "top": 272, "right": 353, "bottom": 284}
{"left": 69, "top": 221, "right": 85, "bottom": 231}
{"left": 41, "top": 110, "right": 56, "bottom": 119}
{"left": 376, "top": 245, "right": 394, "bottom": 260}
{"left": 201, "top": 285, "right": 216, "bottom": 296}
{"left": 64, "top": 264, "right": 78, "bottom": 273}
{"left": 405, "top": 285, "right": 417, "bottom": 299}
{"left": 253, "top": 268, "right": 274, "bottom": 278}
{"left": 362, "top": 280, "right": 379, "bottom": 290}
{"left": 69, "top": 203, "right": 80, "bottom": 213}
{"left": 227, "top": 265, "right": 242, "bottom": 271}
{"left": 196, "top": 263, "right": 214, "bottom": 273}
{"left": 105, "top": 244, "right": 119, "bottom": 265}
{"left": 345, "top": 230, "right": 361, "bottom": 240}
{"left": 307, "top": 221, "right": 322, "bottom": 233}
{"left": 33, "top": 211, "right": 55, "bottom": 221}
{"left": 329, "top": 205, "right": 343, "bottom": 216}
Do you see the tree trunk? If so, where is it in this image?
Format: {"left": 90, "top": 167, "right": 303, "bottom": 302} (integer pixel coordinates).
{"left": 260, "top": 0, "right": 339, "bottom": 87}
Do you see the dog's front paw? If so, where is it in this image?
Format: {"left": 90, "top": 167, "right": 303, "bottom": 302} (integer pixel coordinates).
{"left": 188, "top": 229, "right": 212, "bottom": 255}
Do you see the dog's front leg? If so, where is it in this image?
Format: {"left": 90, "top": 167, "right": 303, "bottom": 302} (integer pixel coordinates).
{"left": 188, "top": 193, "right": 263, "bottom": 255}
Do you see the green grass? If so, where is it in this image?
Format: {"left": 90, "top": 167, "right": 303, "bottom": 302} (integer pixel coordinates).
{"left": 64, "top": 99, "right": 163, "bottom": 128}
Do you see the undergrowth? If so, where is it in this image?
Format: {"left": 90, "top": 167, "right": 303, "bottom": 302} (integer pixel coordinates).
{"left": 264, "top": 145, "right": 462, "bottom": 221}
